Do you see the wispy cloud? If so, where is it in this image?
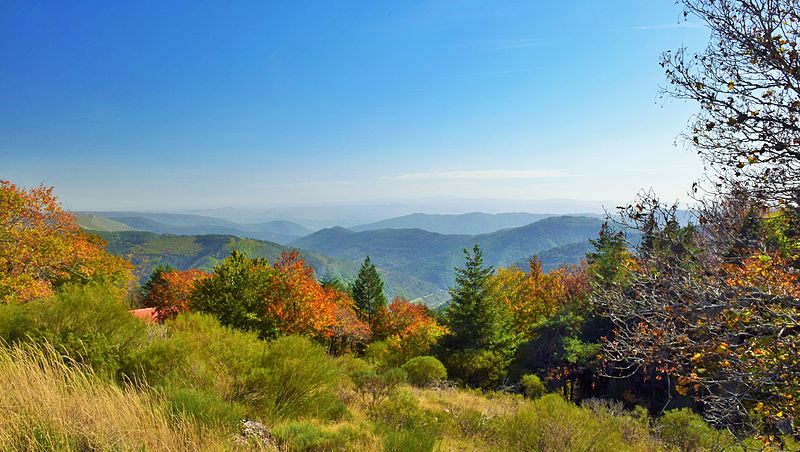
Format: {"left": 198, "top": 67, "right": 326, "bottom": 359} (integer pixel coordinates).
{"left": 387, "top": 169, "right": 572, "bottom": 181}
{"left": 632, "top": 22, "right": 703, "bottom": 31}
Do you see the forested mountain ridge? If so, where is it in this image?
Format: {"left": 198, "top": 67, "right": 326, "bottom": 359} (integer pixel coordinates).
{"left": 351, "top": 212, "right": 577, "bottom": 235}
{"left": 93, "top": 230, "right": 448, "bottom": 304}
{"left": 292, "top": 216, "right": 604, "bottom": 289}
{"left": 80, "top": 212, "right": 313, "bottom": 244}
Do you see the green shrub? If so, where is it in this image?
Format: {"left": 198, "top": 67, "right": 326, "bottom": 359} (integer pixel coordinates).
{"left": 657, "top": 408, "right": 729, "bottom": 451}
{"left": 353, "top": 367, "right": 407, "bottom": 410}
{"left": 444, "top": 349, "right": 509, "bottom": 389}
{"left": 161, "top": 385, "right": 246, "bottom": 431}
{"left": 520, "top": 374, "right": 545, "bottom": 399}
{"left": 245, "top": 335, "right": 345, "bottom": 420}
{"left": 364, "top": 341, "right": 390, "bottom": 369}
{"left": 492, "top": 394, "right": 656, "bottom": 451}
{"left": 272, "top": 421, "right": 349, "bottom": 451}
{"left": 124, "top": 313, "right": 345, "bottom": 421}
{"left": 380, "top": 425, "right": 438, "bottom": 452}
{"left": 0, "top": 283, "right": 147, "bottom": 377}
{"left": 401, "top": 356, "right": 447, "bottom": 387}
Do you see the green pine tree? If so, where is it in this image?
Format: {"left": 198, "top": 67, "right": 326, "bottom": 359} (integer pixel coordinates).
{"left": 351, "top": 256, "right": 387, "bottom": 320}
{"left": 438, "top": 244, "right": 520, "bottom": 388}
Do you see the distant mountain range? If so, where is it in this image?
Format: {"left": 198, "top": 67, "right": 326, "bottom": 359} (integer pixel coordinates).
{"left": 79, "top": 212, "right": 607, "bottom": 306}
{"left": 76, "top": 212, "right": 312, "bottom": 244}
{"left": 291, "top": 216, "right": 604, "bottom": 290}
{"left": 351, "top": 212, "right": 580, "bottom": 235}
{"left": 94, "top": 230, "right": 448, "bottom": 305}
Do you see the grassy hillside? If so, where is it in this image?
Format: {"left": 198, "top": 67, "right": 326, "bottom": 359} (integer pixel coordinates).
{"left": 74, "top": 214, "right": 135, "bottom": 232}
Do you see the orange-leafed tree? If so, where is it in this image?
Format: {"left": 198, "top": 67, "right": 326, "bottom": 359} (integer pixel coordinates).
{"left": 0, "top": 180, "right": 133, "bottom": 303}
{"left": 373, "top": 297, "right": 447, "bottom": 366}
{"left": 488, "top": 258, "right": 574, "bottom": 338}
{"left": 141, "top": 267, "right": 209, "bottom": 322}
{"left": 265, "top": 251, "right": 338, "bottom": 339}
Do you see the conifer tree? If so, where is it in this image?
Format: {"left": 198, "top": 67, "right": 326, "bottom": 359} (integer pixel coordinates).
{"left": 438, "top": 245, "right": 520, "bottom": 388}
{"left": 351, "top": 256, "right": 387, "bottom": 320}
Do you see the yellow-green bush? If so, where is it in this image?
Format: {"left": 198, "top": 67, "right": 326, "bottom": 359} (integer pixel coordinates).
{"left": 401, "top": 356, "right": 447, "bottom": 387}
{"left": 0, "top": 283, "right": 147, "bottom": 378}
{"left": 125, "top": 313, "right": 346, "bottom": 421}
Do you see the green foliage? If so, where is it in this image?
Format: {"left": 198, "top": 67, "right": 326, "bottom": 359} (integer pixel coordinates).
{"left": 656, "top": 408, "right": 730, "bottom": 451}
{"left": 190, "top": 250, "right": 277, "bottom": 338}
{"left": 247, "top": 335, "right": 346, "bottom": 420}
{"left": 352, "top": 366, "right": 408, "bottom": 410}
{"left": 520, "top": 374, "right": 545, "bottom": 399}
{"left": 161, "top": 385, "right": 246, "bottom": 431}
{"left": 587, "top": 222, "right": 631, "bottom": 288}
{"left": 272, "top": 421, "right": 365, "bottom": 451}
{"left": 492, "top": 394, "right": 654, "bottom": 451}
{"left": 372, "top": 389, "right": 445, "bottom": 452}
{"left": 352, "top": 256, "right": 387, "bottom": 320}
{"left": 364, "top": 340, "right": 391, "bottom": 369}
{"left": 0, "top": 283, "right": 147, "bottom": 377}
{"left": 439, "top": 245, "right": 520, "bottom": 388}
{"left": 445, "top": 349, "right": 510, "bottom": 389}
{"left": 401, "top": 356, "right": 447, "bottom": 387}
{"left": 124, "top": 313, "right": 345, "bottom": 421}
{"left": 380, "top": 425, "right": 438, "bottom": 452}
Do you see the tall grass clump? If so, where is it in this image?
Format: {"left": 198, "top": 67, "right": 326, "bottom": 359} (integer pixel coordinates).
{"left": 0, "top": 283, "right": 147, "bottom": 377}
{"left": 0, "top": 343, "right": 223, "bottom": 451}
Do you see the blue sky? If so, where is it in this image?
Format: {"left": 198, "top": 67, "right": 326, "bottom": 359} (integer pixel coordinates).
{"left": 1, "top": 1, "right": 707, "bottom": 211}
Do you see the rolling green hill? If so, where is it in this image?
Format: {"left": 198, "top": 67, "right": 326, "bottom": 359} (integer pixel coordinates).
{"left": 93, "top": 231, "right": 448, "bottom": 305}
{"left": 351, "top": 212, "right": 558, "bottom": 235}
{"left": 82, "top": 212, "right": 312, "bottom": 244}
{"left": 292, "top": 216, "right": 604, "bottom": 289}
{"left": 74, "top": 214, "right": 136, "bottom": 232}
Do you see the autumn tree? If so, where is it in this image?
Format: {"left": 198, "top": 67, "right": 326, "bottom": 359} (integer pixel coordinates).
{"left": 489, "top": 258, "right": 569, "bottom": 338}
{"left": 437, "top": 245, "right": 520, "bottom": 388}
{"left": 351, "top": 256, "right": 387, "bottom": 321}
{"left": 598, "top": 194, "right": 800, "bottom": 436}
{"left": 0, "top": 180, "right": 133, "bottom": 303}
{"left": 141, "top": 267, "right": 208, "bottom": 322}
{"left": 191, "top": 250, "right": 367, "bottom": 346}
{"left": 662, "top": 0, "right": 800, "bottom": 204}
{"left": 372, "top": 297, "right": 447, "bottom": 366}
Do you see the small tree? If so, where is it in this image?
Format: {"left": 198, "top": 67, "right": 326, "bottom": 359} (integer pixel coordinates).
{"left": 190, "top": 250, "right": 276, "bottom": 338}
{"left": 351, "top": 256, "right": 387, "bottom": 321}
{"left": 438, "top": 245, "right": 520, "bottom": 388}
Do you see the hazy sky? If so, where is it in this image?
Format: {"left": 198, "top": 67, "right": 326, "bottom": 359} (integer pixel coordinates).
{"left": 1, "top": 1, "right": 708, "bottom": 211}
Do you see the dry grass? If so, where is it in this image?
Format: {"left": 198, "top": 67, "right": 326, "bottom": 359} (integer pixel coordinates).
{"left": 0, "top": 343, "right": 230, "bottom": 451}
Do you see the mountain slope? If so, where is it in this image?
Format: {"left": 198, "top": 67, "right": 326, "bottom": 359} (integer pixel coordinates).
{"left": 293, "top": 216, "right": 604, "bottom": 290}
{"left": 94, "top": 231, "right": 447, "bottom": 305}
{"left": 74, "top": 214, "right": 136, "bottom": 232}
{"left": 351, "top": 212, "right": 555, "bottom": 235}
{"left": 290, "top": 227, "right": 471, "bottom": 263}
{"left": 85, "top": 212, "right": 312, "bottom": 244}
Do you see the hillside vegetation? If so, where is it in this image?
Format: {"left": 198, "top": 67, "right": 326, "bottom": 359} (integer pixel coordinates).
{"left": 292, "top": 216, "right": 603, "bottom": 289}
{"left": 95, "top": 230, "right": 447, "bottom": 304}
{"left": 351, "top": 212, "right": 561, "bottom": 235}
{"left": 84, "top": 211, "right": 313, "bottom": 244}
